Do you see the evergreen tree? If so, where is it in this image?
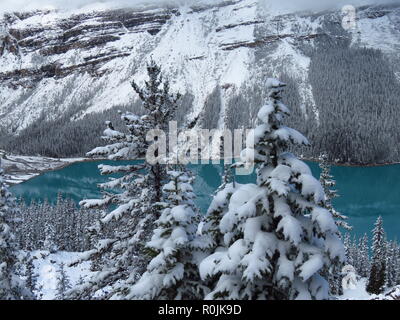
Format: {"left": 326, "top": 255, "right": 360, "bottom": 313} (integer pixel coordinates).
{"left": 198, "top": 165, "right": 237, "bottom": 253}
{"left": 366, "top": 216, "right": 386, "bottom": 294}
{"left": 358, "top": 233, "right": 370, "bottom": 278}
{"left": 21, "top": 200, "right": 37, "bottom": 251}
{"left": 318, "top": 153, "right": 351, "bottom": 230}
{"left": 318, "top": 153, "right": 350, "bottom": 296}
{"left": 0, "top": 159, "right": 31, "bottom": 300}
{"left": 128, "top": 169, "right": 205, "bottom": 299}
{"left": 199, "top": 79, "right": 345, "bottom": 300}
{"left": 352, "top": 235, "right": 362, "bottom": 274}
{"left": 343, "top": 233, "right": 354, "bottom": 266}
{"left": 23, "top": 253, "right": 41, "bottom": 300}
{"left": 56, "top": 263, "right": 71, "bottom": 300}
{"left": 395, "top": 243, "right": 400, "bottom": 286}
{"left": 195, "top": 167, "right": 237, "bottom": 290}
{"left": 67, "top": 60, "right": 180, "bottom": 299}
{"left": 43, "top": 222, "right": 58, "bottom": 254}
{"left": 385, "top": 240, "right": 397, "bottom": 289}
{"left": 24, "top": 255, "right": 35, "bottom": 294}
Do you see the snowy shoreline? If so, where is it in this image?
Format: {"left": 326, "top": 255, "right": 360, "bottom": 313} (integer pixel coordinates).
{"left": 2, "top": 155, "right": 88, "bottom": 185}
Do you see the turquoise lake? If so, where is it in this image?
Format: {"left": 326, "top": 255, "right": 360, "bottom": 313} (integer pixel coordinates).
{"left": 10, "top": 160, "right": 400, "bottom": 240}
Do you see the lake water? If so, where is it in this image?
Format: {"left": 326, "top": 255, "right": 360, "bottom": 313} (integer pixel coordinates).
{"left": 10, "top": 160, "right": 400, "bottom": 240}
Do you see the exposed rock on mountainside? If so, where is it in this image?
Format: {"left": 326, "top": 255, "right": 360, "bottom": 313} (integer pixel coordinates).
{"left": 0, "top": 7, "right": 179, "bottom": 86}
{"left": 1, "top": 0, "right": 400, "bottom": 163}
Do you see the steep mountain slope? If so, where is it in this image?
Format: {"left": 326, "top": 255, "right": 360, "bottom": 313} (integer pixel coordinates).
{"left": 0, "top": 0, "right": 257, "bottom": 131}
{"left": 1, "top": 0, "right": 400, "bottom": 163}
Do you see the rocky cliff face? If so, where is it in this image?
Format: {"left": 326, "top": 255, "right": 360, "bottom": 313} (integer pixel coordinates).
{"left": 0, "top": 0, "right": 399, "bottom": 137}
{"left": 0, "top": 7, "right": 179, "bottom": 85}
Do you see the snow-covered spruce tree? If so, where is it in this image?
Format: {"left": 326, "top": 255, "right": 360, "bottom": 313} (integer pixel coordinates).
{"left": 128, "top": 168, "right": 206, "bottom": 299}
{"left": 199, "top": 79, "right": 345, "bottom": 300}
{"left": 395, "top": 243, "right": 400, "bottom": 286}
{"left": 358, "top": 233, "right": 370, "bottom": 278}
{"left": 24, "top": 255, "right": 35, "bottom": 294}
{"left": 318, "top": 153, "right": 351, "bottom": 296}
{"left": 195, "top": 166, "right": 237, "bottom": 290}
{"left": 367, "top": 216, "right": 386, "bottom": 294}
{"left": 43, "top": 222, "right": 58, "bottom": 254}
{"left": 56, "top": 263, "right": 71, "bottom": 300}
{"left": 197, "top": 165, "right": 237, "bottom": 254}
{"left": 67, "top": 60, "right": 180, "bottom": 299}
{"left": 343, "top": 233, "right": 355, "bottom": 267}
{"left": 0, "top": 160, "right": 31, "bottom": 300}
{"left": 385, "top": 240, "right": 397, "bottom": 289}
{"left": 23, "top": 253, "right": 42, "bottom": 300}
{"left": 318, "top": 153, "right": 351, "bottom": 231}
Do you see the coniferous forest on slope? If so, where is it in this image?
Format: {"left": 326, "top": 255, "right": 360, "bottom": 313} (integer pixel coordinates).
{"left": 2, "top": 40, "right": 400, "bottom": 164}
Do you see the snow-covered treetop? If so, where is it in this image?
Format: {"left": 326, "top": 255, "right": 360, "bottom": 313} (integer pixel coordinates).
{"left": 131, "top": 58, "right": 180, "bottom": 130}
{"left": 372, "top": 216, "right": 386, "bottom": 255}
{"left": 162, "top": 169, "right": 196, "bottom": 207}
{"left": 237, "top": 78, "right": 309, "bottom": 170}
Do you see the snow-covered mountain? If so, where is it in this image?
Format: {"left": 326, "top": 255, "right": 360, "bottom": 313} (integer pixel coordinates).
{"left": 1, "top": 0, "right": 400, "bottom": 162}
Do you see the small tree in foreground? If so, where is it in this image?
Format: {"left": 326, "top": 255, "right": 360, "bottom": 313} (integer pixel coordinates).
{"left": 128, "top": 168, "right": 205, "bottom": 299}
{"left": 195, "top": 167, "right": 237, "bottom": 291}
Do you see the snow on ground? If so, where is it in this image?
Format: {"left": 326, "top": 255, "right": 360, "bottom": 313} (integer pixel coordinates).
{"left": 27, "top": 253, "right": 399, "bottom": 300}
{"left": 1, "top": 154, "right": 85, "bottom": 185}
{"left": 28, "top": 250, "right": 93, "bottom": 300}
{"left": 339, "top": 277, "right": 372, "bottom": 300}
{"left": 339, "top": 277, "right": 400, "bottom": 300}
